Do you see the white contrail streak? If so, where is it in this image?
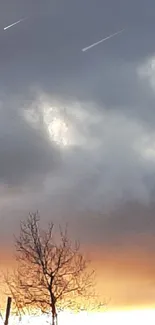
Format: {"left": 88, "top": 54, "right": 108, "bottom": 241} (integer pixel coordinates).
{"left": 4, "top": 18, "right": 27, "bottom": 31}
{"left": 82, "top": 29, "right": 125, "bottom": 52}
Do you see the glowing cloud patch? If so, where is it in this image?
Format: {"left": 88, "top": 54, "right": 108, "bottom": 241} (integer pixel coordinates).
{"left": 47, "top": 116, "right": 69, "bottom": 146}
{"left": 137, "top": 56, "right": 155, "bottom": 91}
{"left": 42, "top": 106, "right": 69, "bottom": 147}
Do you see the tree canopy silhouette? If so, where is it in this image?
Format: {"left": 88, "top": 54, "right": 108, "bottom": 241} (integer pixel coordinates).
{"left": 5, "top": 212, "right": 103, "bottom": 324}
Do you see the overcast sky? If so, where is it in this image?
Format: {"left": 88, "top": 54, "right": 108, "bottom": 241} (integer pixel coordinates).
{"left": 1, "top": 0, "right": 155, "bottom": 309}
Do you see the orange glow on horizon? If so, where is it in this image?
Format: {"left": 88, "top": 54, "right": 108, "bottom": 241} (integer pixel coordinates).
{"left": 1, "top": 236, "right": 155, "bottom": 311}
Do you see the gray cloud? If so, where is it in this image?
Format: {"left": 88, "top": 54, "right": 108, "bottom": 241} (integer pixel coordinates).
{"left": 1, "top": 0, "right": 155, "bottom": 250}
{"left": 0, "top": 97, "right": 61, "bottom": 186}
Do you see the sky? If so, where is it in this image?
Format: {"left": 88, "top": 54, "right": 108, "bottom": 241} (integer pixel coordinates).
{"left": 1, "top": 0, "right": 155, "bottom": 311}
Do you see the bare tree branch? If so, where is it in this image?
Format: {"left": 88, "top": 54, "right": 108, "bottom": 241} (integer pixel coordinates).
{"left": 4, "top": 212, "right": 104, "bottom": 325}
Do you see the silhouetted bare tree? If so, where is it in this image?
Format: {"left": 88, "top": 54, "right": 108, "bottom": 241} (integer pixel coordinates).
{"left": 5, "top": 212, "right": 102, "bottom": 325}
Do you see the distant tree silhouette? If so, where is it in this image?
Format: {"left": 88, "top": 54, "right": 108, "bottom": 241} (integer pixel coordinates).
{"left": 5, "top": 212, "right": 103, "bottom": 325}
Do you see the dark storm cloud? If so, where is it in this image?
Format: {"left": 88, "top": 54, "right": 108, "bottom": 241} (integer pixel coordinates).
{"left": 0, "top": 0, "right": 155, "bottom": 122}
{"left": 0, "top": 99, "right": 60, "bottom": 185}
{"left": 1, "top": 0, "right": 155, "bottom": 247}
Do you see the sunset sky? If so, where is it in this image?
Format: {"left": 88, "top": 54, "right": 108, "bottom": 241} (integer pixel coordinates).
{"left": 1, "top": 0, "right": 155, "bottom": 316}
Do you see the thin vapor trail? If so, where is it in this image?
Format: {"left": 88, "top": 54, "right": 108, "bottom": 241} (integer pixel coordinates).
{"left": 82, "top": 29, "right": 125, "bottom": 52}
{"left": 4, "top": 18, "right": 27, "bottom": 31}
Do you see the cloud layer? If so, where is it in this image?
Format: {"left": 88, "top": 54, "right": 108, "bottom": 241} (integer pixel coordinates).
{"left": 1, "top": 0, "right": 155, "bottom": 308}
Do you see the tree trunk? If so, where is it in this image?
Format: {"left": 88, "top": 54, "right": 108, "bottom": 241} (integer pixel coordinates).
{"left": 52, "top": 313, "right": 57, "bottom": 325}
{"left": 51, "top": 293, "right": 56, "bottom": 325}
{"left": 52, "top": 314, "right": 55, "bottom": 325}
